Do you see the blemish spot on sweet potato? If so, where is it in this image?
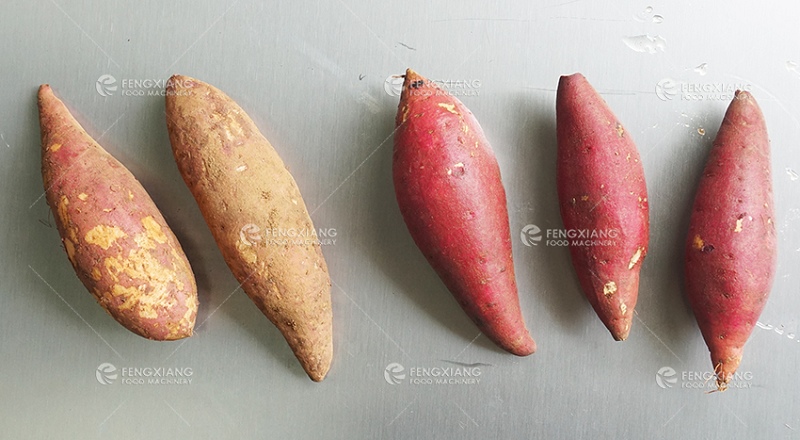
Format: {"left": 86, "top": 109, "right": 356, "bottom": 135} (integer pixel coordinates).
{"left": 603, "top": 281, "right": 617, "bottom": 296}
{"left": 128, "top": 191, "right": 134, "bottom": 201}
{"left": 620, "top": 302, "right": 628, "bottom": 315}
{"left": 64, "top": 239, "right": 77, "bottom": 264}
{"left": 85, "top": 225, "right": 127, "bottom": 250}
{"left": 702, "top": 244, "right": 715, "bottom": 253}
{"left": 692, "top": 235, "right": 705, "bottom": 250}
{"left": 628, "top": 248, "right": 643, "bottom": 270}
{"left": 581, "top": 195, "right": 589, "bottom": 201}
{"left": 236, "top": 165, "right": 247, "bottom": 172}
{"left": 142, "top": 216, "right": 167, "bottom": 244}
{"left": 57, "top": 196, "right": 70, "bottom": 226}
{"left": 615, "top": 123, "right": 624, "bottom": 137}
{"left": 91, "top": 267, "right": 102, "bottom": 281}
{"left": 734, "top": 218, "right": 744, "bottom": 232}
{"left": 49, "top": 143, "right": 62, "bottom": 152}
{"left": 437, "top": 103, "right": 458, "bottom": 114}
{"left": 78, "top": 193, "right": 88, "bottom": 201}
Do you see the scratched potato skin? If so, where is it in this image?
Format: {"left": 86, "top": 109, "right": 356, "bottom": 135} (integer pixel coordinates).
{"left": 165, "top": 75, "right": 333, "bottom": 382}
{"left": 39, "top": 85, "right": 198, "bottom": 341}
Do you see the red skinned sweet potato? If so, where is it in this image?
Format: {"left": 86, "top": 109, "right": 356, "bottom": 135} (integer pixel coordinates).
{"left": 556, "top": 73, "right": 649, "bottom": 341}
{"left": 685, "top": 90, "right": 776, "bottom": 390}
{"left": 393, "top": 69, "right": 535, "bottom": 356}
{"left": 39, "top": 85, "right": 198, "bottom": 340}
{"left": 165, "top": 75, "right": 333, "bottom": 381}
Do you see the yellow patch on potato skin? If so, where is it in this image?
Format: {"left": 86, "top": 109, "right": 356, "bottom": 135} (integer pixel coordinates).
{"left": 692, "top": 235, "right": 704, "bottom": 250}
{"left": 91, "top": 267, "right": 102, "bottom": 281}
{"left": 628, "top": 248, "right": 643, "bottom": 270}
{"left": 437, "top": 103, "right": 458, "bottom": 114}
{"left": 141, "top": 216, "right": 168, "bottom": 244}
{"left": 64, "top": 239, "right": 77, "bottom": 265}
{"left": 734, "top": 218, "right": 743, "bottom": 232}
{"left": 78, "top": 193, "right": 88, "bottom": 201}
{"left": 603, "top": 281, "right": 617, "bottom": 296}
{"left": 85, "top": 225, "right": 127, "bottom": 250}
{"left": 49, "top": 143, "right": 62, "bottom": 152}
{"left": 103, "top": 246, "right": 187, "bottom": 322}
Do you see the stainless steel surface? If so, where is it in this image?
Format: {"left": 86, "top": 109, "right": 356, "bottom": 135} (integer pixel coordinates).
{"left": 2, "top": 1, "right": 800, "bottom": 438}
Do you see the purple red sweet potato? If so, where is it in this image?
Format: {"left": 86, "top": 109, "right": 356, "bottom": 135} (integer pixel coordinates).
{"left": 392, "top": 69, "right": 535, "bottom": 356}
{"left": 165, "top": 75, "right": 333, "bottom": 381}
{"left": 556, "top": 73, "right": 650, "bottom": 341}
{"left": 39, "top": 85, "right": 198, "bottom": 340}
{"left": 685, "top": 90, "right": 776, "bottom": 390}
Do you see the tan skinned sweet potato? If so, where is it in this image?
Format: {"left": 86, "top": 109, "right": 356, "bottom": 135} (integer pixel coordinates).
{"left": 685, "top": 91, "right": 776, "bottom": 391}
{"left": 556, "top": 73, "right": 649, "bottom": 341}
{"left": 39, "top": 84, "right": 198, "bottom": 340}
{"left": 393, "top": 69, "right": 536, "bottom": 356}
{"left": 164, "top": 75, "right": 333, "bottom": 381}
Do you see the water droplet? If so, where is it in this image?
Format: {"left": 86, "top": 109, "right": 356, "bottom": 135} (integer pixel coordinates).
{"left": 697, "top": 128, "right": 706, "bottom": 136}
{"left": 693, "top": 63, "right": 708, "bottom": 76}
{"left": 756, "top": 321, "right": 773, "bottom": 330}
{"left": 652, "top": 14, "right": 664, "bottom": 23}
{"left": 788, "top": 333, "right": 796, "bottom": 340}
{"left": 787, "top": 61, "right": 799, "bottom": 73}
{"left": 622, "top": 35, "right": 667, "bottom": 54}
{"left": 787, "top": 168, "right": 799, "bottom": 181}
{"left": 775, "top": 328, "right": 785, "bottom": 335}
{"left": 644, "top": 6, "right": 653, "bottom": 13}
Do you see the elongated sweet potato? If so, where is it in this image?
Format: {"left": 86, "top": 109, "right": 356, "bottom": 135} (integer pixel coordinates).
{"left": 685, "top": 91, "right": 776, "bottom": 390}
{"left": 556, "top": 73, "right": 649, "bottom": 341}
{"left": 165, "top": 75, "right": 333, "bottom": 381}
{"left": 39, "top": 85, "right": 198, "bottom": 340}
{"left": 393, "top": 69, "right": 535, "bottom": 356}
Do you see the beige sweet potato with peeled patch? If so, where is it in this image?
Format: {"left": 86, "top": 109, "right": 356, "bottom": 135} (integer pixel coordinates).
{"left": 164, "top": 75, "right": 333, "bottom": 381}
{"left": 39, "top": 85, "right": 198, "bottom": 340}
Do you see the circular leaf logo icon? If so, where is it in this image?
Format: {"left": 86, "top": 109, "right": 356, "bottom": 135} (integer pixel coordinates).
{"left": 384, "top": 362, "right": 406, "bottom": 385}
{"left": 655, "top": 366, "right": 678, "bottom": 389}
{"left": 520, "top": 224, "right": 542, "bottom": 247}
{"left": 96, "top": 74, "right": 118, "bottom": 97}
{"left": 96, "top": 363, "right": 118, "bottom": 385}
{"left": 384, "top": 75, "right": 404, "bottom": 97}
{"left": 655, "top": 78, "right": 679, "bottom": 101}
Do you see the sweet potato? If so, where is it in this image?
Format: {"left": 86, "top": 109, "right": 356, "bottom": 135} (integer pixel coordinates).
{"left": 165, "top": 75, "right": 333, "bottom": 381}
{"left": 685, "top": 91, "right": 776, "bottom": 390}
{"left": 38, "top": 85, "right": 198, "bottom": 340}
{"left": 556, "top": 73, "right": 649, "bottom": 341}
{"left": 393, "top": 69, "right": 535, "bottom": 356}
